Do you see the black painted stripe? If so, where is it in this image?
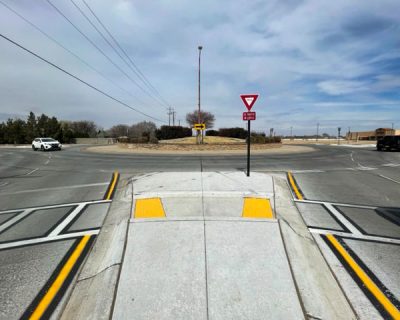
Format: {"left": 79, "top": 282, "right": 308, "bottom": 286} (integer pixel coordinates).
{"left": 322, "top": 234, "right": 399, "bottom": 319}
{"left": 20, "top": 235, "right": 95, "bottom": 319}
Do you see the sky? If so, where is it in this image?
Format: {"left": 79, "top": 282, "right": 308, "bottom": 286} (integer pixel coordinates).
{"left": 0, "top": 0, "right": 399, "bottom": 135}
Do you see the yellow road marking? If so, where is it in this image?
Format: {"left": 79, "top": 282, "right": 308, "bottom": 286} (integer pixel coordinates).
{"left": 30, "top": 235, "right": 91, "bottom": 320}
{"left": 326, "top": 234, "right": 400, "bottom": 319}
{"left": 105, "top": 171, "right": 119, "bottom": 200}
{"left": 134, "top": 198, "right": 166, "bottom": 218}
{"left": 287, "top": 172, "right": 303, "bottom": 200}
{"left": 242, "top": 197, "right": 274, "bottom": 219}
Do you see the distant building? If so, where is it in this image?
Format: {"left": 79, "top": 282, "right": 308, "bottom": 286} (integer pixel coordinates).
{"left": 346, "top": 128, "right": 399, "bottom": 141}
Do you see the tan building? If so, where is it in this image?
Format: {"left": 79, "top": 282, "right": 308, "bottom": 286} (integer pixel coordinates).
{"left": 347, "top": 128, "right": 398, "bottom": 141}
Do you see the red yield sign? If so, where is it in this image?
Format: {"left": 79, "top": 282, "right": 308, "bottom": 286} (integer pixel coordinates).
{"left": 243, "top": 112, "right": 256, "bottom": 121}
{"left": 240, "top": 94, "right": 259, "bottom": 111}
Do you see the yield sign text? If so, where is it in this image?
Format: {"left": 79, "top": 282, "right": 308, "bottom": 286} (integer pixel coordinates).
{"left": 240, "top": 94, "right": 259, "bottom": 111}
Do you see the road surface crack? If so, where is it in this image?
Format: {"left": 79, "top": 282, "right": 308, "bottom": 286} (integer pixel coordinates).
{"left": 77, "top": 262, "right": 121, "bottom": 283}
{"left": 280, "top": 217, "right": 314, "bottom": 242}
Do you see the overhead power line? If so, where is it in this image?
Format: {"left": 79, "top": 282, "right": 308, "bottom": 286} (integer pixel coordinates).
{"left": 0, "top": 32, "right": 165, "bottom": 123}
{"left": 72, "top": 0, "right": 169, "bottom": 108}
{"left": 0, "top": 0, "right": 152, "bottom": 109}
{"left": 45, "top": 0, "right": 166, "bottom": 109}
{"left": 81, "top": 0, "right": 172, "bottom": 108}
{"left": 68, "top": 0, "right": 166, "bottom": 108}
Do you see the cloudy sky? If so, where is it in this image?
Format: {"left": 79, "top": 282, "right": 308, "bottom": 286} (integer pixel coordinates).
{"left": 0, "top": 0, "right": 399, "bottom": 135}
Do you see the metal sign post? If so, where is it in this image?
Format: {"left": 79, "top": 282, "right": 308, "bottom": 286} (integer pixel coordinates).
{"left": 240, "top": 94, "right": 259, "bottom": 177}
{"left": 247, "top": 119, "right": 251, "bottom": 176}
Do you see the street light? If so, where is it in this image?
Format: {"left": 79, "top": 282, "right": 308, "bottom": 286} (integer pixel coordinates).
{"left": 197, "top": 45, "right": 203, "bottom": 144}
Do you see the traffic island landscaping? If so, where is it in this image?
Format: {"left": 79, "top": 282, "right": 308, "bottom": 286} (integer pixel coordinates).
{"left": 85, "top": 136, "right": 316, "bottom": 155}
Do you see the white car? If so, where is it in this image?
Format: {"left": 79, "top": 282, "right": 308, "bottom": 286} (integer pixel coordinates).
{"left": 32, "top": 138, "right": 62, "bottom": 151}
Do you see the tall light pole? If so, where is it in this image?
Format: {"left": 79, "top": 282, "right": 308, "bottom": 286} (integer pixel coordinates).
{"left": 197, "top": 45, "right": 203, "bottom": 144}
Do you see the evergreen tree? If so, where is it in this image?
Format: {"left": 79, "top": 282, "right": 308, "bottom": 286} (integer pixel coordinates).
{"left": 0, "top": 122, "right": 5, "bottom": 144}
{"left": 6, "top": 119, "right": 27, "bottom": 144}
{"left": 25, "top": 111, "right": 38, "bottom": 142}
{"left": 37, "top": 114, "right": 49, "bottom": 136}
{"left": 47, "top": 116, "right": 61, "bottom": 137}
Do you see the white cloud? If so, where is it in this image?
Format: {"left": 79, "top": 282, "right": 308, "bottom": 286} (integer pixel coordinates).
{"left": 317, "top": 80, "right": 368, "bottom": 95}
{"left": 0, "top": 0, "right": 399, "bottom": 133}
{"left": 373, "top": 74, "right": 400, "bottom": 91}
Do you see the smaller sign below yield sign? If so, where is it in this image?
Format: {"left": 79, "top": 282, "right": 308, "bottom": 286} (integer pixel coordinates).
{"left": 243, "top": 112, "right": 256, "bottom": 121}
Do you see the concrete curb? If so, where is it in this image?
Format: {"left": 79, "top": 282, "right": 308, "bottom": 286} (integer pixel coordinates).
{"left": 60, "top": 175, "right": 132, "bottom": 320}
{"left": 273, "top": 175, "right": 357, "bottom": 319}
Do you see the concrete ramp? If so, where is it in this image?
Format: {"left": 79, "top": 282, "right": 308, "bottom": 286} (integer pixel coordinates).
{"left": 206, "top": 220, "right": 302, "bottom": 320}
{"left": 112, "top": 172, "right": 304, "bottom": 319}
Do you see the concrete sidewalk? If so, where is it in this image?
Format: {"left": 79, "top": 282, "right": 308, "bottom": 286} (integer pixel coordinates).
{"left": 113, "top": 172, "right": 303, "bottom": 319}
{"left": 61, "top": 171, "right": 356, "bottom": 320}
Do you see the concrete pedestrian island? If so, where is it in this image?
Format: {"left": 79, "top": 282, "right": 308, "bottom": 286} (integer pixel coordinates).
{"left": 112, "top": 172, "right": 305, "bottom": 319}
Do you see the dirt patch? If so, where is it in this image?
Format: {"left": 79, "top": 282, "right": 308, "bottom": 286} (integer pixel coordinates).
{"left": 86, "top": 143, "right": 315, "bottom": 155}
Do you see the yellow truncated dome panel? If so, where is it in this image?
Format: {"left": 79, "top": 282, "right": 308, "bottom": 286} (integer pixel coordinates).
{"left": 134, "top": 198, "right": 166, "bottom": 218}
{"left": 242, "top": 197, "right": 274, "bottom": 219}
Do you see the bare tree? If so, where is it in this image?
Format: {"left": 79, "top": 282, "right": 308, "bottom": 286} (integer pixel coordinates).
{"left": 186, "top": 110, "right": 215, "bottom": 128}
{"left": 62, "top": 120, "right": 97, "bottom": 137}
{"left": 107, "top": 124, "right": 129, "bottom": 138}
{"left": 128, "top": 121, "right": 157, "bottom": 138}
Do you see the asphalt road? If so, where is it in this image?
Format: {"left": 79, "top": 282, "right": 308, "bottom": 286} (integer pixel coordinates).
{"left": 0, "top": 143, "right": 399, "bottom": 319}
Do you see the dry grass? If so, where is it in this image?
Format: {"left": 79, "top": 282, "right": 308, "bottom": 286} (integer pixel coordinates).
{"left": 86, "top": 143, "right": 316, "bottom": 155}
{"left": 159, "top": 136, "right": 245, "bottom": 144}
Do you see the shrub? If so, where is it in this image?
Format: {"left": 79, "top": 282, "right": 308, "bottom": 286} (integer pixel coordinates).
{"left": 250, "top": 135, "right": 266, "bottom": 144}
{"left": 264, "top": 136, "right": 282, "bottom": 143}
{"left": 273, "top": 136, "right": 282, "bottom": 143}
{"left": 128, "top": 137, "right": 149, "bottom": 143}
{"left": 117, "top": 136, "right": 129, "bottom": 143}
{"left": 155, "top": 126, "right": 192, "bottom": 140}
{"left": 247, "top": 132, "right": 282, "bottom": 144}
{"left": 149, "top": 135, "right": 159, "bottom": 144}
{"left": 219, "top": 127, "right": 247, "bottom": 139}
{"left": 206, "top": 130, "right": 219, "bottom": 136}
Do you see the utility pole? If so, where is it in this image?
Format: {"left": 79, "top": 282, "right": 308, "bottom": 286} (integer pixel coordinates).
{"left": 178, "top": 120, "right": 181, "bottom": 126}
{"left": 338, "top": 127, "right": 341, "bottom": 145}
{"left": 316, "top": 123, "right": 319, "bottom": 142}
{"left": 172, "top": 109, "right": 176, "bottom": 126}
{"left": 348, "top": 127, "right": 351, "bottom": 142}
{"left": 197, "top": 45, "right": 203, "bottom": 144}
{"left": 167, "top": 107, "right": 173, "bottom": 126}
